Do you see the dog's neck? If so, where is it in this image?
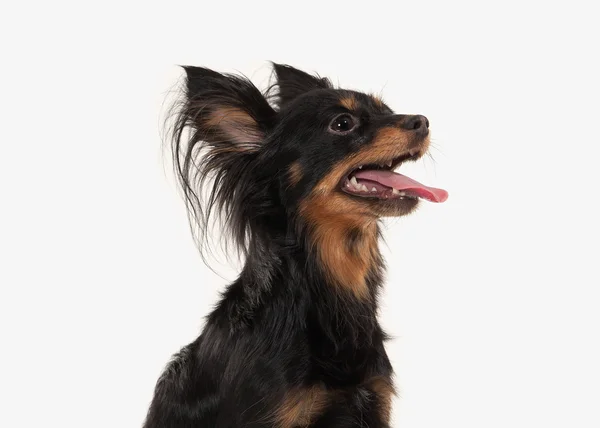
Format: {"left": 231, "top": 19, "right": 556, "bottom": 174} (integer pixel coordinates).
{"left": 302, "top": 219, "right": 383, "bottom": 300}
{"left": 242, "top": 221, "right": 384, "bottom": 296}
{"left": 224, "top": 224, "right": 385, "bottom": 348}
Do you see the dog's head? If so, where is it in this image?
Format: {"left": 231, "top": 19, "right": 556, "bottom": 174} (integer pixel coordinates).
{"left": 269, "top": 64, "right": 446, "bottom": 222}
{"left": 170, "top": 63, "right": 447, "bottom": 290}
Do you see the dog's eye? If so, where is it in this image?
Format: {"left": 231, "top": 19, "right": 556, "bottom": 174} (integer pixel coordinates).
{"left": 329, "top": 114, "right": 357, "bottom": 134}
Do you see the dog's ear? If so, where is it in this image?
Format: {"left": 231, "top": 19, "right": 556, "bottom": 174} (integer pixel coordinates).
{"left": 181, "top": 66, "right": 275, "bottom": 152}
{"left": 271, "top": 63, "right": 332, "bottom": 107}
{"left": 172, "top": 66, "right": 278, "bottom": 257}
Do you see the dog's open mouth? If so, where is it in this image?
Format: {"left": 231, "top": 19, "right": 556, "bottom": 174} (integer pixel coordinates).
{"left": 341, "top": 151, "right": 448, "bottom": 203}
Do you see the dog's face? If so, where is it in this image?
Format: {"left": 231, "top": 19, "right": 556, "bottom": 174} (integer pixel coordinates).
{"left": 273, "top": 90, "right": 439, "bottom": 220}
{"left": 175, "top": 64, "right": 446, "bottom": 265}
{"left": 263, "top": 65, "right": 446, "bottom": 226}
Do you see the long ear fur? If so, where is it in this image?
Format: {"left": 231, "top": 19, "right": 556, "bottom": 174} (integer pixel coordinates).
{"left": 169, "top": 66, "right": 276, "bottom": 260}
{"left": 271, "top": 63, "right": 332, "bottom": 108}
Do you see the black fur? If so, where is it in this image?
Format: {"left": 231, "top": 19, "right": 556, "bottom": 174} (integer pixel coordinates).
{"left": 144, "top": 63, "right": 437, "bottom": 427}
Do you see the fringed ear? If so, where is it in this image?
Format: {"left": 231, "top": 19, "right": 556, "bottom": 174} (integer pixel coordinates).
{"left": 181, "top": 66, "right": 275, "bottom": 153}
{"left": 271, "top": 63, "right": 332, "bottom": 108}
{"left": 170, "top": 66, "right": 277, "bottom": 259}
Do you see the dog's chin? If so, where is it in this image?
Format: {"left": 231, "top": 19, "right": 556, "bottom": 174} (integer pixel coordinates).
{"left": 340, "top": 190, "right": 420, "bottom": 217}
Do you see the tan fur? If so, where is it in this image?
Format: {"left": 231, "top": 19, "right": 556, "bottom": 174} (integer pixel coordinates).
{"left": 373, "top": 126, "right": 430, "bottom": 156}
{"left": 339, "top": 96, "right": 358, "bottom": 111}
{"left": 366, "top": 376, "right": 396, "bottom": 423}
{"left": 275, "top": 384, "right": 331, "bottom": 427}
{"left": 288, "top": 162, "right": 303, "bottom": 186}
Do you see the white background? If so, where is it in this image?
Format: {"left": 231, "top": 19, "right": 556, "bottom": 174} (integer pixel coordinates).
{"left": 1, "top": 1, "right": 599, "bottom": 427}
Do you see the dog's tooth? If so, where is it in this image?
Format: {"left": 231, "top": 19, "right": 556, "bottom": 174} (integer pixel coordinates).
{"left": 386, "top": 160, "right": 392, "bottom": 167}
{"left": 371, "top": 187, "right": 377, "bottom": 193}
{"left": 350, "top": 176, "right": 358, "bottom": 187}
{"left": 398, "top": 191, "right": 406, "bottom": 196}
{"left": 360, "top": 184, "right": 369, "bottom": 192}
{"left": 358, "top": 165, "right": 363, "bottom": 169}
{"left": 392, "top": 188, "right": 400, "bottom": 195}
{"left": 346, "top": 180, "right": 351, "bottom": 188}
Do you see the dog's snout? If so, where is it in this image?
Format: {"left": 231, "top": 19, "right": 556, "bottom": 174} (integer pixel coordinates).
{"left": 400, "top": 115, "right": 429, "bottom": 132}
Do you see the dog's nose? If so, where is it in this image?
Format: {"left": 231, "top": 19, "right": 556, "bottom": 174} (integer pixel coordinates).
{"left": 400, "top": 115, "right": 429, "bottom": 132}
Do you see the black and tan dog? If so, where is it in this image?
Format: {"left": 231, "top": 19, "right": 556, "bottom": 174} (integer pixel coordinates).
{"left": 143, "top": 63, "right": 447, "bottom": 427}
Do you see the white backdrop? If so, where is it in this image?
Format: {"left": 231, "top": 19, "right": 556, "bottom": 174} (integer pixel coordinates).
{"left": 1, "top": 1, "right": 599, "bottom": 427}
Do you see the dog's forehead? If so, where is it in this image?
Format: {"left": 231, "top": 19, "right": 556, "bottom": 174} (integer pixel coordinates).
{"left": 336, "top": 90, "right": 389, "bottom": 114}
{"left": 282, "top": 88, "right": 390, "bottom": 116}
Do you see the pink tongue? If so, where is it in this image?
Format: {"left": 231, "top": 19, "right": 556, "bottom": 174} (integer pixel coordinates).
{"left": 354, "top": 170, "right": 448, "bottom": 203}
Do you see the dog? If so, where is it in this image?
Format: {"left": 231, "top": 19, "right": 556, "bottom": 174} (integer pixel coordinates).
{"left": 143, "top": 63, "right": 448, "bottom": 427}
